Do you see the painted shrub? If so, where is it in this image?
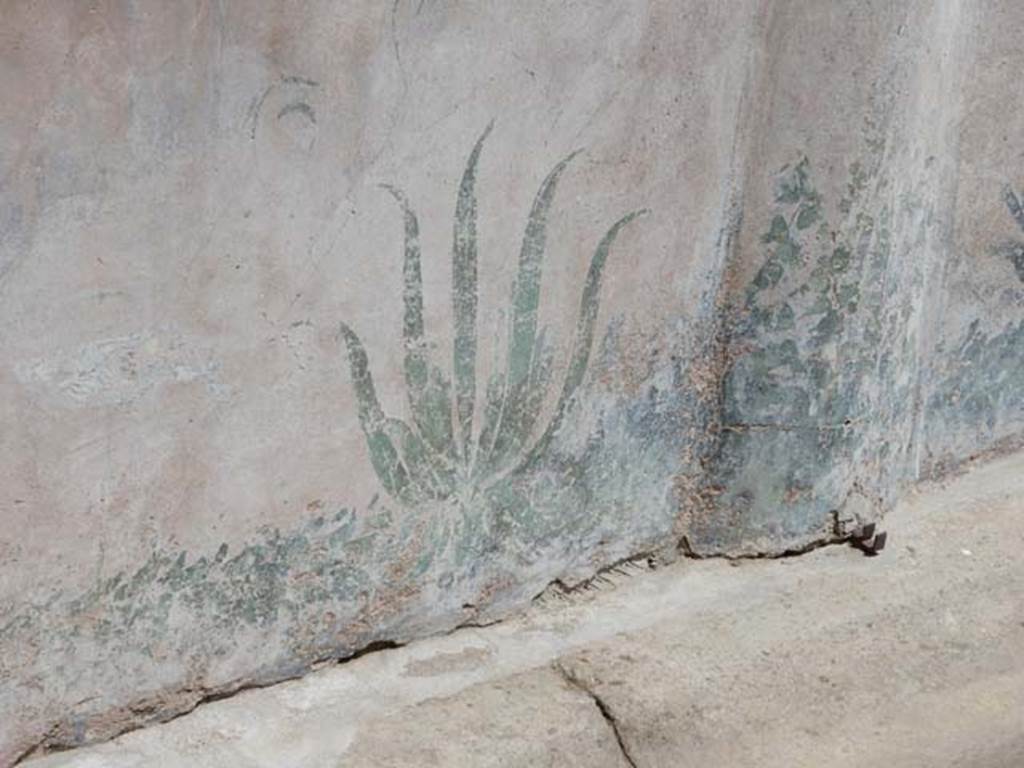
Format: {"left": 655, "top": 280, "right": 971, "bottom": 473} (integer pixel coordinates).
{"left": 688, "top": 150, "right": 920, "bottom": 553}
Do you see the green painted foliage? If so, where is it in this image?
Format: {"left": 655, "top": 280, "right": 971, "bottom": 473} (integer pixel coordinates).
{"left": 340, "top": 125, "right": 648, "bottom": 506}
{"left": 999, "top": 185, "right": 1024, "bottom": 283}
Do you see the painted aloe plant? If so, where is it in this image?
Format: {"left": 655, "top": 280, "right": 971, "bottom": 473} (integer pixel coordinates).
{"left": 340, "top": 124, "right": 647, "bottom": 507}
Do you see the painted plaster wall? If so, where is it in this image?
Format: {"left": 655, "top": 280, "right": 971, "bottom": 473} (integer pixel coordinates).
{"left": 684, "top": 0, "right": 977, "bottom": 553}
{"left": 920, "top": 0, "right": 1024, "bottom": 475}
{"left": 0, "top": 1, "right": 1020, "bottom": 762}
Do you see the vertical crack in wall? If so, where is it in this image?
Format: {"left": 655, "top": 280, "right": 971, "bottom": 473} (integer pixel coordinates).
{"left": 555, "top": 661, "right": 639, "bottom": 768}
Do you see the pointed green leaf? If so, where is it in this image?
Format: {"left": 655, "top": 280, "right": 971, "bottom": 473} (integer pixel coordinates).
{"left": 796, "top": 202, "right": 819, "bottom": 230}
{"left": 484, "top": 328, "right": 555, "bottom": 474}
{"left": 338, "top": 322, "right": 410, "bottom": 498}
{"left": 382, "top": 185, "right": 455, "bottom": 457}
{"left": 515, "top": 209, "right": 649, "bottom": 474}
{"left": 506, "top": 149, "right": 582, "bottom": 394}
{"left": 387, "top": 417, "right": 457, "bottom": 503}
{"left": 511, "top": 328, "right": 555, "bottom": 455}
{"left": 478, "top": 148, "right": 582, "bottom": 472}
{"left": 1003, "top": 185, "right": 1024, "bottom": 234}
{"left": 420, "top": 367, "right": 457, "bottom": 460}
{"left": 381, "top": 185, "right": 426, "bottom": 384}
{"left": 473, "top": 313, "right": 509, "bottom": 480}
{"left": 761, "top": 215, "right": 789, "bottom": 244}
{"left": 452, "top": 121, "right": 493, "bottom": 462}
{"left": 473, "top": 370, "right": 505, "bottom": 475}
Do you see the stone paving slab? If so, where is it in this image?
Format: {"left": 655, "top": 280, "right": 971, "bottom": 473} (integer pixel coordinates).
{"left": 340, "top": 668, "right": 631, "bottom": 768}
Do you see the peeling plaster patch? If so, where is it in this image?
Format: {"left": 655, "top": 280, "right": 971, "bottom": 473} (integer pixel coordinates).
{"left": 15, "top": 329, "right": 225, "bottom": 407}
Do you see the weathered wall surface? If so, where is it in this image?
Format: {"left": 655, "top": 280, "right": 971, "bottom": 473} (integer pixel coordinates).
{"left": 0, "top": 1, "right": 1020, "bottom": 763}
{"left": 920, "top": 0, "right": 1024, "bottom": 475}
{"left": 684, "top": 0, "right": 978, "bottom": 553}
